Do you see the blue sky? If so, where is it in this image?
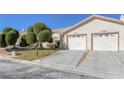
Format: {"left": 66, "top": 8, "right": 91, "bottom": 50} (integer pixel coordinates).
{"left": 0, "top": 14, "right": 121, "bottom": 32}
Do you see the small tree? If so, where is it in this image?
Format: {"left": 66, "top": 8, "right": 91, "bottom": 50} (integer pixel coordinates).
{"left": 33, "top": 22, "right": 48, "bottom": 35}
{"left": 0, "top": 34, "right": 7, "bottom": 48}
{"left": 38, "top": 29, "right": 52, "bottom": 41}
{"left": 19, "top": 35, "right": 29, "bottom": 47}
{"left": 26, "top": 32, "right": 37, "bottom": 48}
{"left": 5, "top": 31, "right": 18, "bottom": 48}
{"left": 37, "top": 29, "right": 52, "bottom": 48}
{"left": 3, "top": 27, "right": 13, "bottom": 35}
{"left": 3, "top": 27, "right": 19, "bottom": 38}
{"left": 26, "top": 22, "right": 53, "bottom": 49}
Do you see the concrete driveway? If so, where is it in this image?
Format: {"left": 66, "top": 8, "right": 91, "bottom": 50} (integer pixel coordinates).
{"left": 36, "top": 50, "right": 84, "bottom": 69}
{"left": 35, "top": 50, "right": 124, "bottom": 79}
{"left": 77, "top": 51, "right": 124, "bottom": 78}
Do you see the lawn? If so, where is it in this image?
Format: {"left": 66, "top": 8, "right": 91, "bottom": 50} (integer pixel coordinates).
{"left": 16, "top": 49, "right": 57, "bottom": 61}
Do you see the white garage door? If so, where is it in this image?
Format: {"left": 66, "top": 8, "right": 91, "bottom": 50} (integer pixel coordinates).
{"left": 67, "top": 35, "right": 86, "bottom": 50}
{"left": 92, "top": 33, "right": 118, "bottom": 51}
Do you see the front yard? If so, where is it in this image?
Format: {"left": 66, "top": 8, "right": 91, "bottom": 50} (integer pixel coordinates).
{"left": 16, "top": 49, "right": 57, "bottom": 61}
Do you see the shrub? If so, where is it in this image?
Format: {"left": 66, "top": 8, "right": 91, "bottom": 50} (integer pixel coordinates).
{"left": 3, "top": 27, "right": 19, "bottom": 38}
{"left": 33, "top": 22, "right": 48, "bottom": 35}
{"left": 26, "top": 32, "right": 37, "bottom": 46}
{"left": 37, "top": 29, "right": 52, "bottom": 42}
{"left": 3, "top": 27, "right": 13, "bottom": 35}
{"left": 0, "top": 34, "right": 7, "bottom": 48}
{"left": 3, "top": 27, "right": 19, "bottom": 47}
{"left": 5, "top": 31, "right": 18, "bottom": 46}
{"left": 26, "top": 22, "right": 53, "bottom": 49}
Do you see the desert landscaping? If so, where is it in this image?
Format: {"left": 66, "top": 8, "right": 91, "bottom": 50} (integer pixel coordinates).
{"left": 0, "top": 22, "right": 59, "bottom": 61}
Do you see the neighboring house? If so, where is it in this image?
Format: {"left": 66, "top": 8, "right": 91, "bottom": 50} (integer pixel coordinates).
{"left": 59, "top": 15, "right": 124, "bottom": 51}
{"left": 16, "top": 29, "right": 26, "bottom": 46}
{"left": 52, "top": 28, "right": 67, "bottom": 43}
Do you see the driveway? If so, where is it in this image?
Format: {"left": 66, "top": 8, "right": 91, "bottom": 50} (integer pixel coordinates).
{"left": 34, "top": 50, "right": 124, "bottom": 79}
{"left": 77, "top": 51, "right": 124, "bottom": 78}
{"left": 35, "top": 50, "right": 84, "bottom": 69}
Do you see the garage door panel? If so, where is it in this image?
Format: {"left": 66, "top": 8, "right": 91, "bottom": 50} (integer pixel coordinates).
{"left": 92, "top": 33, "right": 118, "bottom": 51}
{"left": 67, "top": 35, "right": 86, "bottom": 50}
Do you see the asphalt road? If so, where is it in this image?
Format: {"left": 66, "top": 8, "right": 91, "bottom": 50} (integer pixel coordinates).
{"left": 0, "top": 59, "right": 97, "bottom": 79}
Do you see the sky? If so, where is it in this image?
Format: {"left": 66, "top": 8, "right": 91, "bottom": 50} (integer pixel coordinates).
{"left": 0, "top": 14, "right": 121, "bottom": 32}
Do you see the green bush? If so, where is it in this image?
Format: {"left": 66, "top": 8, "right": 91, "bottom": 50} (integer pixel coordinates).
{"left": 25, "top": 22, "right": 53, "bottom": 49}
{"left": 33, "top": 22, "right": 48, "bottom": 35}
{"left": 37, "top": 31, "right": 46, "bottom": 42}
{"left": 0, "top": 34, "right": 7, "bottom": 48}
{"left": 37, "top": 29, "right": 52, "bottom": 42}
{"left": 19, "top": 35, "right": 29, "bottom": 47}
{"left": 3, "top": 27, "right": 19, "bottom": 37}
{"left": 3, "top": 27, "right": 13, "bottom": 35}
{"left": 5, "top": 31, "right": 18, "bottom": 46}
{"left": 26, "top": 32, "right": 37, "bottom": 45}
{"left": 3, "top": 27, "right": 19, "bottom": 47}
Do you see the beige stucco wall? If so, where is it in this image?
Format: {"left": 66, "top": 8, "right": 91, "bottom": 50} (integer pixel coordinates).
{"left": 63, "top": 19, "right": 124, "bottom": 50}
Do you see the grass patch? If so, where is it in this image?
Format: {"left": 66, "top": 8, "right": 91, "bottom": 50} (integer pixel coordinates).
{"left": 16, "top": 49, "right": 57, "bottom": 61}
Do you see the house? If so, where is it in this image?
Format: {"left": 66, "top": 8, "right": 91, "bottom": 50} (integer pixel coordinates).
{"left": 15, "top": 29, "right": 26, "bottom": 46}
{"left": 52, "top": 28, "right": 67, "bottom": 43}
{"left": 59, "top": 15, "right": 124, "bottom": 51}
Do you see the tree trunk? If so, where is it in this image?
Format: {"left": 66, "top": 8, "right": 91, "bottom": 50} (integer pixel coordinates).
{"left": 40, "top": 42, "right": 43, "bottom": 49}
{"left": 36, "top": 48, "right": 38, "bottom": 56}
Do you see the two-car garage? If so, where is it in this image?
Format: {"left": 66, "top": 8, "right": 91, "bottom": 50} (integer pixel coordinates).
{"left": 61, "top": 15, "right": 124, "bottom": 51}
{"left": 67, "top": 32, "right": 119, "bottom": 51}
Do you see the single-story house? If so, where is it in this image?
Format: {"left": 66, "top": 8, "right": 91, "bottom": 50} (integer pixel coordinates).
{"left": 52, "top": 28, "right": 67, "bottom": 43}
{"left": 58, "top": 15, "right": 124, "bottom": 51}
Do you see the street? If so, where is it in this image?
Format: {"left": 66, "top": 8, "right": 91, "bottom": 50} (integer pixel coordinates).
{"left": 0, "top": 59, "right": 96, "bottom": 79}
